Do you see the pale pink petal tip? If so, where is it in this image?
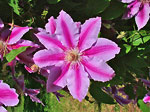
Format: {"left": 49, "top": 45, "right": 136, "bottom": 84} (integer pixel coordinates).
{"left": 67, "top": 64, "right": 90, "bottom": 102}
{"left": 56, "top": 10, "right": 79, "bottom": 48}
{"left": 121, "top": 0, "right": 134, "bottom": 3}
{"left": 143, "top": 94, "right": 150, "bottom": 103}
{"left": 45, "top": 16, "right": 56, "bottom": 35}
{"left": 0, "top": 106, "right": 7, "bottom": 112}
{"left": 82, "top": 58, "right": 115, "bottom": 82}
{"left": 78, "top": 17, "right": 101, "bottom": 51}
{"left": 135, "top": 4, "right": 150, "bottom": 30}
{"left": 0, "top": 82, "right": 19, "bottom": 106}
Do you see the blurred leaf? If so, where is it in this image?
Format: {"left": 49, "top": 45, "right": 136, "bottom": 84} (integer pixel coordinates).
{"left": 138, "top": 99, "right": 150, "bottom": 112}
{"left": 100, "top": 0, "right": 125, "bottom": 20}
{"left": 5, "top": 46, "right": 29, "bottom": 62}
{"left": 89, "top": 82, "right": 115, "bottom": 104}
{"left": 9, "top": 0, "right": 20, "bottom": 15}
{"left": 47, "top": 0, "right": 61, "bottom": 4}
{"left": 78, "top": 0, "right": 110, "bottom": 17}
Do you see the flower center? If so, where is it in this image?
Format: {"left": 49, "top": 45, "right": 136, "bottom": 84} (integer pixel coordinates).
{"left": 31, "top": 64, "right": 39, "bottom": 72}
{"left": 65, "top": 48, "right": 81, "bottom": 63}
{"left": 140, "top": 0, "right": 150, "bottom": 3}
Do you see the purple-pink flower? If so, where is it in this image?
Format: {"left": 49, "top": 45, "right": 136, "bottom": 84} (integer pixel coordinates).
{"left": 33, "top": 10, "right": 120, "bottom": 101}
{"left": 0, "top": 18, "right": 30, "bottom": 60}
{"left": 143, "top": 94, "right": 150, "bottom": 103}
{"left": 121, "top": 0, "right": 150, "bottom": 30}
{"left": 0, "top": 81, "right": 19, "bottom": 112}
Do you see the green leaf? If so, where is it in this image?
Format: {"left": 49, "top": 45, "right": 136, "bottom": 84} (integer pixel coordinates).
{"left": 123, "top": 44, "right": 131, "bottom": 54}
{"left": 79, "top": 0, "right": 110, "bottom": 17}
{"left": 100, "top": 0, "right": 125, "bottom": 20}
{"left": 143, "top": 36, "right": 150, "bottom": 43}
{"left": 89, "top": 82, "right": 115, "bottom": 104}
{"left": 47, "top": 0, "right": 61, "bottom": 4}
{"left": 138, "top": 99, "right": 150, "bottom": 112}
{"left": 5, "top": 46, "right": 29, "bottom": 62}
{"left": 9, "top": 0, "right": 20, "bottom": 15}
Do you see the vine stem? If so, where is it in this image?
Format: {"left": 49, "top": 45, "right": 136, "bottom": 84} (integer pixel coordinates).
{"left": 3, "top": 10, "right": 14, "bottom": 57}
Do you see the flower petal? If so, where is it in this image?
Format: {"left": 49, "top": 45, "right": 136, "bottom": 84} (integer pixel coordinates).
{"left": 35, "top": 32, "right": 66, "bottom": 51}
{"left": 123, "top": 1, "right": 141, "bottom": 19}
{"left": 1, "top": 28, "right": 10, "bottom": 41}
{"left": 53, "top": 63, "right": 71, "bottom": 88}
{"left": 82, "top": 38, "right": 120, "bottom": 61}
{"left": 47, "top": 66, "right": 62, "bottom": 92}
{"left": 0, "top": 106, "right": 7, "bottom": 112}
{"left": 78, "top": 17, "right": 101, "bottom": 51}
{"left": 0, "top": 19, "right": 4, "bottom": 31}
{"left": 9, "top": 39, "right": 39, "bottom": 49}
{"left": 121, "top": 0, "right": 135, "bottom": 3}
{"left": 0, "top": 82, "right": 19, "bottom": 106}
{"left": 143, "top": 94, "right": 150, "bottom": 103}
{"left": 8, "top": 27, "right": 30, "bottom": 45}
{"left": 56, "top": 10, "right": 79, "bottom": 48}
{"left": 81, "top": 58, "right": 115, "bottom": 82}
{"left": 45, "top": 16, "right": 56, "bottom": 35}
{"left": 135, "top": 4, "right": 150, "bottom": 30}
{"left": 33, "top": 49, "right": 65, "bottom": 68}
{"left": 67, "top": 64, "right": 90, "bottom": 101}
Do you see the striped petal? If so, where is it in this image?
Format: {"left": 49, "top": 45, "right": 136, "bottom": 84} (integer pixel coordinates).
{"left": 67, "top": 64, "right": 90, "bottom": 102}
{"left": 46, "top": 66, "right": 62, "bottom": 92}
{"left": 35, "top": 32, "right": 66, "bottom": 51}
{"left": 78, "top": 17, "right": 101, "bottom": 51}
{"left": 123, "top": 1, "right": 141, "bottom": 19}
{"left": 53, "top": 63, "right": 71, "bottom": 88}
{"left": 45, "top": 16, "right": 56, "bottom": 35}
{"left": 8, "top": 27, "right": 30, "bottom": 45}
{"left": 0, "top": 82, "right": 19, "bottom": 106}
{"left": 81, "top": 58, "right": 115, "bottom": 82}
{"left": 33, "top": 49, "right": 65, "bottom": 68}
{"left": 82, "top": 38, "right": 120, "bottom": 61}
{"left": 135, "top": 4, "right": 150, "bottom": 30}
{"left": 56, "top": 10, "right": 79, "bottom": 48}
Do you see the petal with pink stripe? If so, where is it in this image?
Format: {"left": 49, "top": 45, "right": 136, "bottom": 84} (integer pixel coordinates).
{"left": 35, "top": 32, "right": 66, "bottom": 51}
{"left": 67, "top": 64, "right": 90, "bottom": 102}
{"left": 53, "top": 63, "right": 71, "bottom": 88}
{"left": 8, "top": 27, "right": 30, "bottom": 45}
{"left": 82, "top": 38, "right": 120, "bottom": 61}
{"left": 78, "top": 17, "right": 101, "bottom": 51}
{"left": 123, "top": 1, "right": 141, "bottom": 19}
{"left": 33, "top": 49, "right": 65, "bottom": 68}
{"left": 0, "top": 82, "right": 19, "bottom": 106}
{"left": 45, "top": 16, "right": 56, "bottom": 35}
{"left": 47, "top": 66, "right": 62, "bottom": 92}
{"left": 81, "top": 58, "right": 115, "bottom": 82}
{"left": 56, "top": 10, "right": 79, "bottom": 48}
{"left": 135, "top": 4, "right": 150, "bottom": 30}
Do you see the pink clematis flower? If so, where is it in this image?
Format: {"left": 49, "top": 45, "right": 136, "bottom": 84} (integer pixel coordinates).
{"left": 121, "top": 0, "right": 150, "bottom": 30}
{"left": 0, "top": 81, "right": 19, "bottom": 112}
{"left": 0, "top": 18, "right": 30, "bottom": 60}
{"left": 143, "top": 94, "right": 150, "bottom": 103}
{"left": 33, "top": 10, "right": 120, "bottom": 101}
